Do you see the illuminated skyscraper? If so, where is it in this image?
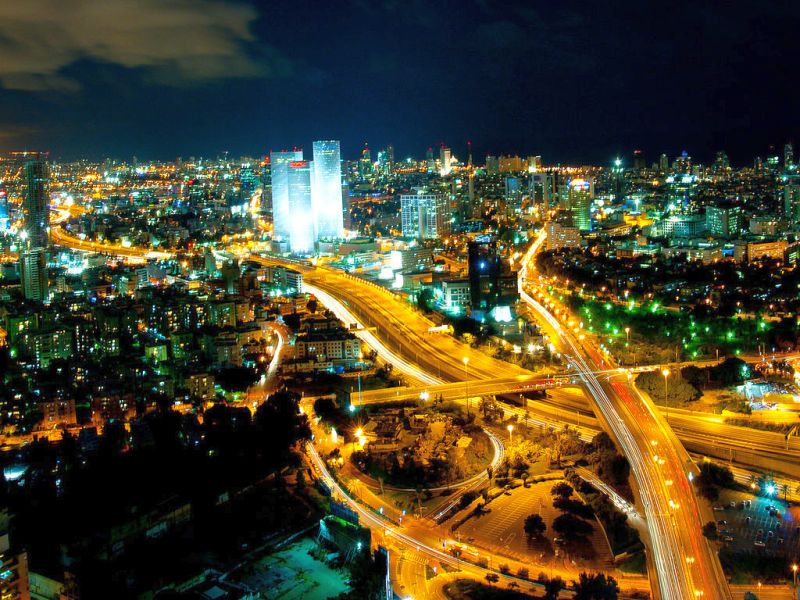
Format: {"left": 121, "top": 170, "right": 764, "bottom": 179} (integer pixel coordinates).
{"left": 439, "top": 146, "right": 452, "bottom": 176}
{"left": 0, "top": 188, "right": 9, "bottom": 232}
{"left": 287, "top": 160, "right": 314, "bottom": 253}
{"left": 504, "top": 176, "right": 522, "bottom": 214}
{"left": 786, "top": 143, "right": 795, "bottom": 170}
{"left": 527, "top": 156, "right": 542, "bottom": 172}
{"left": 18, "top": 152, "right": 50, "bottom": 302}
{"left": 785, "top": 182, "right": 800, "bottom": 228}
{"left": 530, "top": 172, "right": 553, "bottom": 215}
{"left": 270, "top": 149, "right": 303, "bottom": 243}
{"left": 659, "top": 153, "right": 669, "bottom": 174}
{"left": 400, "top": 189, "right": 449, "bottom": 240}
{"left": 311, "top": 140, "right": 344, "bottom": 239}
{"left": 568, "top": 178, "right": 593, "bottom": 232}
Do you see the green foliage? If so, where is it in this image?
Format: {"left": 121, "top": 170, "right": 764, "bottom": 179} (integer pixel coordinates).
{"left": 553, "top": 496, "right": 594, "bottom": 520}
{"left": 552, "top": 513, "right": 594, "bottom": 539}
{"left": 572, "top": 572, "right": 620, "bottom": 600}
{"left": 695, "top": 462, "right": 736, "bottom": 501}
{"left": 550, "top": 482, "right": 574, "bottom": 498}
{"left": 523, "top": 513, "right": 546, "bottom": 539}
{"left": 635, "top": 370, "right": 700, "bottom": 405}
{"left": 702, "top": 521, "right": 718, "bottom": 540}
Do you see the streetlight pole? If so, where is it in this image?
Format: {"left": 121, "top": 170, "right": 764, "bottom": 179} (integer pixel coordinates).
{"left": 357, "top": 352, "right": 363, "bottom": 407}
{"left": 463, "top": 357, "right": 470, "bottom": 416}
{"left": 662, "top": 368, "right": 670, "bottom": 423}
{"left": 625, "top": 327, "right": 630, "bottom": 344}
{"left": 507, "top": 424, "right": 514, "bottom": 445}
{"left": 792, "top": 563, "right": 798, "bottom": 587}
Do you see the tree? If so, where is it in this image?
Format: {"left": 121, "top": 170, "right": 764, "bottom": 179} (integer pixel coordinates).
{"left": 254, "top": 390, "right": 311, "bottom": 465}
{"left": 553, "top": 513, "right": 594, "bottom": 540}
{"left": 635, "top": 371, "right": 700, "bottom": 405}
{"left": 524, "top": 513, "right": 546, "bottom": 539}
{"left": 551, "top": 482, "right": 574, "bottom": 499}
{"left": 416, "top": 288, "right": 435, "bottom": 313}
{"left": 544, "top": 576, "right": 566, "bottom": 600}
{"left": 711, "top": 357, "right": 748, "bottom": 386}
{"left": 702, "top": 521, "right": 718, "bottom": 540}
{"left": 572, "top": 572, "right": 620, "bottom": 599}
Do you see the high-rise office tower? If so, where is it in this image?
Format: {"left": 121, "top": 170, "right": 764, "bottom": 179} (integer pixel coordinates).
{"left": 784, "top": 182, "right": 800, "bottom": 228}
{"left": 633, "top": 149, "right": 646, "bottom": 171}
{"left": 386, "top": 144, "right": 394, "bottom": 171}
{"left": 270, "top": 149, "right": 303, "bottom": 243}
{"left": 21, "top": 154, "right": 49, "bottom": 249}
{"left": 238, "top": 163, "right": 259, "bottom": 204}
{"left": 0, "top": 188, "right": 9, "bottom": 232}
{"left": 659, "top": 153, "right": 669, "bottom": 174}
{"left": 706, "top": 204, "right": 742, "bottom": 239}
{"left": 530, "top": 172, "right": 553, "bottom": 215}
{"left": 400, "top": 189, "right": 449, "bottom": 239}
{"left": 311, "top": 140, "right": 344, "bottom": 239}
{"left": 504, "top": 176, "right": 522, "bottom": 214}
{"left": 612, "top": 158, "right": 625, "bottom": 201}
{"left": 19, "top": 153, "right": 49, "bottom": 302}
{"left": 287, "top": 160, "right": 314, "bottom": 253}
{"left": 467, "top": 237, "right": 518, "bottom": 311}
{"left": 673, "top": 151, "right": 692, "bottom": 174}
{"left": 439, "top": 146, "right": 452, "bottom": 176}
{"left": 426, "top": 147, "right": 436, "bottom": 174}
{"left": 568, "top": 178, "right": 593, "bottom": 232}
{"left": 358, "top": 143, "right": 372, "bottom": 179}
{"left": 785, "top": 143, "right": 795, "bottom": 170}
{"left": 527, "top": 156, "right": 542, "bottom": 172}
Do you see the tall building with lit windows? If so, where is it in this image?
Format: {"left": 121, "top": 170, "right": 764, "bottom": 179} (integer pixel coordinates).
{"left": 269, "top": 149, "right": 303, "bottom": 244}
{"left": 287, "top": 160, "right": 314, "bottom": 253}
{"left": 311, "top": 140, "right": 344, "bottom": 239}
{"left": 439, "top": 146, "right": 452, "bottom": 176}
{"left": 18, "top": 152, "right": 50, "bottom": 302}
{"left": 400, "top": 189, "right": 449, "bottom": 240}
{"left": 568, "top": 178, "right": 593, "bottom": 232}
{"left": 785, "top": 181, "right": 800, "bottom": 228}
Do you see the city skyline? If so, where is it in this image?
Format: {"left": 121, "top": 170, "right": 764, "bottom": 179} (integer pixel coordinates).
{"left": 0, "top": 1, "right": 798, "bottom": 163}
{"left": 2, "top": 3, "right": 800, "bottom": 599}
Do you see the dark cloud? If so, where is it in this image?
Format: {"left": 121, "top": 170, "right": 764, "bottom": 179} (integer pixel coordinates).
{"left": 1, "top": 0, "right": 799, "bottom": 162}
{"left": 0, "top": 0, "right": 290, "bottom": 91}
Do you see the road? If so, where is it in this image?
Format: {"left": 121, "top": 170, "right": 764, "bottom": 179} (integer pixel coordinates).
{"left": 521, "top": 231, "right": 732, "bottom": 599}
{"left": 48, "top": 214, "right": 777, "bottom": 598}
{"left": 245, "top": 321, "right": 289, "bottom": 407}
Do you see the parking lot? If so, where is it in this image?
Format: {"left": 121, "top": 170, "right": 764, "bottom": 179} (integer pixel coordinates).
{"left": 455, "top": 480, "right": 614, "bottom": 568}
{"left": 713, "top": 489, "right": 800, "bottom": 558}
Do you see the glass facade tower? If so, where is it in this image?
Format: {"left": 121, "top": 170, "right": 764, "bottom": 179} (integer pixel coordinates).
{"left": 269, "top": 150, "right": 303, "bottom": 244}
{"left": 287, "top": 160, "right": 313, "bottom": 253}
{"left": 311, "top": 140, "right": 344, "bottom": 240}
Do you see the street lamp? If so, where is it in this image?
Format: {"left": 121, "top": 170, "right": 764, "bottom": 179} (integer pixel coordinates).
{"left": 662, "top": 368, "right": 671, "bottom": 423}
{"left": 356, "top": 352, "right": 364, "bottom": 407}
{"left": 507, "top": 424, "right": 514, "bottom": 445}
{"left": 463, "top": 357, "right": 470, "bottom": 416}
{"left": 625, "top": 326, "right": 631, "bottom": 344}
{"left": 792, "top": 563, "right": 798, "bottom": 587}
{"left": 354, "top": 428, "right": 363, "bottom": 451}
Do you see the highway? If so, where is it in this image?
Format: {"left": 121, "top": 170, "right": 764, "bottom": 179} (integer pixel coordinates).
{"left": 521, "top": 231, "right": 731, "bottom": 599}
{"left": 48, "top": 214, "right": 774, "bottom": 598}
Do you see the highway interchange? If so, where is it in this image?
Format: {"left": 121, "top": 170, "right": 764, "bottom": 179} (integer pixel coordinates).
{"left": 48, "top": 216, "right": 800, "bottom": 598}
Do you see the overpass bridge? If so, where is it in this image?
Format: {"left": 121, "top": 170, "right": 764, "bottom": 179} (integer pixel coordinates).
{"left": 351, "top": 374, "right": 580, "bottom": 406}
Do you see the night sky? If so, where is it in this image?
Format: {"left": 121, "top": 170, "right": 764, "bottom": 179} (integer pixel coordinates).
{"left": 1, "top": 0, "right": 798, "bottom": 165}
